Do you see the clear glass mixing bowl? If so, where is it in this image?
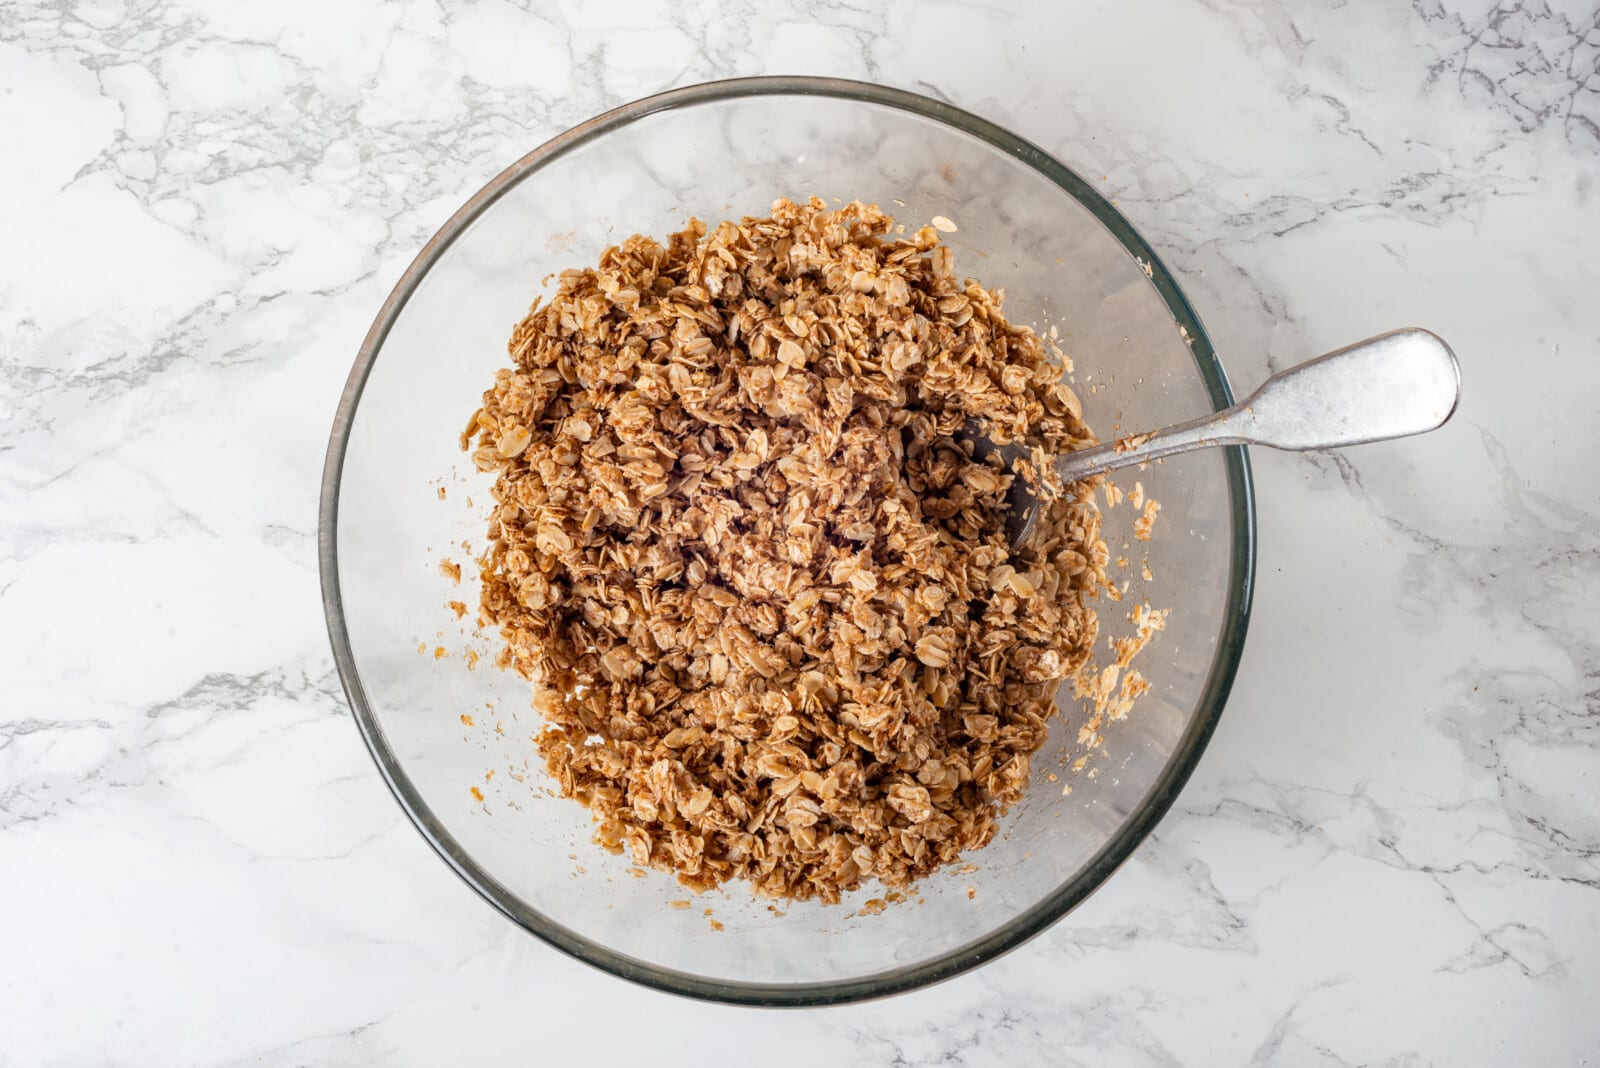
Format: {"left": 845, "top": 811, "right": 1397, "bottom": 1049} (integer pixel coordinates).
{"left": 320, "top": 77, "right": 1255, "bottom": 1005}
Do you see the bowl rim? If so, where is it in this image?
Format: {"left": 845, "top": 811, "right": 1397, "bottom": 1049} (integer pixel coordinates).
{"left": 319, "top": 74, "right": 1256, "bottom": 1007}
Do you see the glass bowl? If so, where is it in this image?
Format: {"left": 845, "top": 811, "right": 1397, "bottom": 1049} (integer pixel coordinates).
{"left": 320, "top": 77, "right": 1255, "bottom": 1005}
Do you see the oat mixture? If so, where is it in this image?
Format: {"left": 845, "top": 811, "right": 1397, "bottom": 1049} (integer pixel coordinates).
{"left": 464, "top": 197, "right": 1110, "bottom": 902}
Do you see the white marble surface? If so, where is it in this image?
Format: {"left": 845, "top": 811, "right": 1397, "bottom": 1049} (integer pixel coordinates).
{"left": 3, "top": 0, "right": 1598, "bottom": 1063}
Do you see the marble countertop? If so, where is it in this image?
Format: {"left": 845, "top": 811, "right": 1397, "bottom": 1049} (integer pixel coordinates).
{"left": 4, "top": 0, "right": 1598, "bottom": 1063}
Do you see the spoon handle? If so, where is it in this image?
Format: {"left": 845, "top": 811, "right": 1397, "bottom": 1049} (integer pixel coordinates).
{"left": 1055, "top": 328, "right": 1462, "bottom": 483}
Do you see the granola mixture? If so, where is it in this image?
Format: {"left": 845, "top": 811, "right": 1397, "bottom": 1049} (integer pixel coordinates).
{"left": 465, "top": 197, "right": 1109, "bottom": 902}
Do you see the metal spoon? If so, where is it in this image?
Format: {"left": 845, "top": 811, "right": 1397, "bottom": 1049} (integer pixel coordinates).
{"left": 968, "top": 327, "right": 1462, "bottom": 548}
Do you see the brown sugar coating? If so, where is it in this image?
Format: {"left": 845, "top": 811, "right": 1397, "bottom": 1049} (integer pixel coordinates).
{"left": 465, "top": 197, "right": 1109, "bottom": 902}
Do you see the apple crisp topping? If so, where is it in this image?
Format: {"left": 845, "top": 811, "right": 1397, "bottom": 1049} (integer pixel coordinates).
{"left": 464, "top": 197, "right": 1111, "bottom": 902}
